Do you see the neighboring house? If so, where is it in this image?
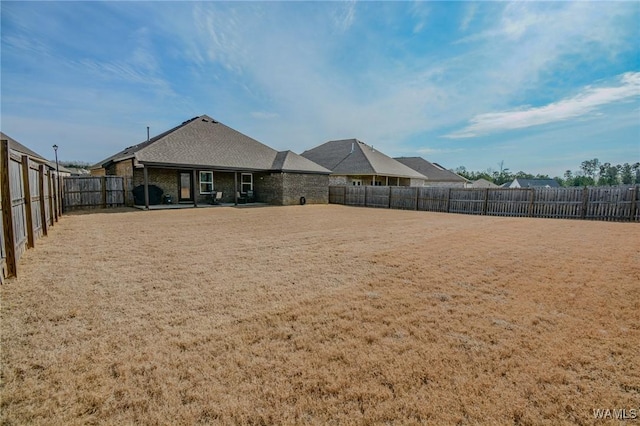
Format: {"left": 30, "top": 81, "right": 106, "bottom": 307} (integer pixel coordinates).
{"left": 1, "top": 132, "right": 49, "bottom": 165}
{"left": 300, "top": 139, "right": 426, "bottom": 186}
{"left": 508, "top": 178, "right": 560, "bottom": 189}
{"left": 64, "top": 167, "right": 90, "bottom": 176}
{"left": 46, "top": 161, "right": 72, "bottom": 177}
{"left": 0, "top": 133, "right": 73, "bottom": 179}
{"left": 394, "top": 157, "right": 470, "bottom": 188}
{"left": 89, "top": 165, "right": 106, "bottom": 176}
{"left": 95, "top": 115, "right": 331, "bottom": 207}
{"left": 471, "top": 178, "right": 499, "bottom": 188}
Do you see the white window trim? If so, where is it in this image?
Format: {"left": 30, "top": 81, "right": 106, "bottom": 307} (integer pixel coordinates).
{"left": 199, "top": 171, "right": 214, "bottom": 194}
{"left": 241, "top": 173, "right": 253, "bottom": 192}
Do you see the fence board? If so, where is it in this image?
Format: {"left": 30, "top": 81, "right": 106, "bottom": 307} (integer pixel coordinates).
{"left": 1, "top": 139, "right": 59, "bottom": 280}
{"left": 29, "top": 164, "right": 43, "bottom": 237}
{"left": 330, "top": 185, "right": 640, "bottom": 222}
{"left": 391, "top": 187, "right": 417, "bottom": 210}
{"left": 9, "top": 157, "right": 27, "bottom": 262}
{"left": 63, "top": 176, "right": 127, "bottom": 211}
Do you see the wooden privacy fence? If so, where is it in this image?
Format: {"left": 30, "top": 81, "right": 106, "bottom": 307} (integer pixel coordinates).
{"left": 63, "top": 176, "right": 131, "bottom": 211}
{"left": 329, "top": 185, "right": 640, "bottom": 222}
{"left": 1, "top": 139, "right": 62, "bottom": 281}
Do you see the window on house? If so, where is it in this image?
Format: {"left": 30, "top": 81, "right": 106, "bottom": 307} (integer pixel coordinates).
{"left": 199, "top": 171, "right": 213, "bottom": 194}
{"left": 352, "top": 179, "right": 362, "bottom": 186}
{"left": 241, "top": 173, "right": 253, "bottom": 193}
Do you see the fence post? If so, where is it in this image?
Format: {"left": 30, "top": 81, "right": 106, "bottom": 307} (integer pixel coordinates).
{"left": 49, "top": 170, "right": 57, "bottom": 223}
{"left": 630, "top": 186, "right": 638, "bottom": 223}
{"left": 101, "top": 176, "right": 107, "bottom": 208}
{"left": 581, "top": 187, "right": 589, "bottom": 220}
{"left": 38, "top": 165, "right": 47, "bottom": 236}
{"left": 143, "top": 166, "right": 150, "bottom": 209}
{"left": 446, "top": 188, "right": 452, "bottom": 213}
{"left": 415, "top": 187, "right": 419, "bottom": 211}
{"left": 1, "top": 139, "right": 17, "bottom": 278}
{"left": 21, "top": 155, "right": 34, "bottom": 248}
{"left": 52, "top": 173, "right": 57, "bottom": 219}
{"left": 388, "top": 186, "right": 392, "bottom": 209}
{"left": 56, "top": 171, "right": 62, "bottom": 217}
{"left": 528, "top": 188, "right": 535, "bottom": 217}
{"left": 192, "top": 169, "right": 198, "bottom": 208}
{"left": 343, "top": 186, "right": 347, "bottom": 205}
{"left": 482, "top": 188, "right": 489, "bottom": 215}
{"left": 363, "top": 185, "right": 367, "bottom": 207}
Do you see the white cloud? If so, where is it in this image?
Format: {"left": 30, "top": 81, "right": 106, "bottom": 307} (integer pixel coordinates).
{"left": 459, "top": 3, "right": 477, "bottom": 32}
{"left": 446, "top": 72, "right": 640, "bottom": 138}
{"left": 333, "top": 1, "right": 356, "bottom": 32}
{"left": 410, "top": 1, "right": 430, "bottom": 34}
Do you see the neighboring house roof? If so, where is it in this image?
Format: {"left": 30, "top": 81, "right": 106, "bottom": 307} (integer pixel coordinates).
{"left": 271, "top": 150, "right": 330, "bottom": 173}
{"left": 300, "top": 139, "right": 426, "bottom": 179}
{"left": 472, "top": 178, "right": 499, "bottom": 188}
{"left": 98, "top": 115, "right": 330, "bottom": 174}
{"left": 47, "top": 163, "right": 74, "bottom": 175}
{"left": 64, "top": 167, "right": 91, "bottom": 176}
{"left": 394, "top": 157, "right": 469, "bottom": 183}
{"left": 0, "top": 132, "right": 48, "bottom": 163}
{"left": 509, "top": 178, "right": 560, "bottom": 188}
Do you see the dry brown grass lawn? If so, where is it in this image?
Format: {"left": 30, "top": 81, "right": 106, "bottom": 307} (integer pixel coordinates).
{"left": 1, "top": 205, "right": 639, "bottom": 425}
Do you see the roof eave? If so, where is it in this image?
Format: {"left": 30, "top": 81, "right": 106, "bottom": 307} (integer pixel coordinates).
{"left": 278, "top": 169, "right": 332, "bottom": 175}
{"left": 138, "top": 160, "right": 273, "bottom": 173}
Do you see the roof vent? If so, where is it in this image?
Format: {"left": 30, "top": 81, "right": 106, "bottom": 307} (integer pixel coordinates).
{"left": 202, "top": 118, "right": 209, "bottom": 122}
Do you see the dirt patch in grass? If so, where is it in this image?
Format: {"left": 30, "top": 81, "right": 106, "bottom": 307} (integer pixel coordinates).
{"left": 1, "top": 205, "right": 639, "bottom": 425}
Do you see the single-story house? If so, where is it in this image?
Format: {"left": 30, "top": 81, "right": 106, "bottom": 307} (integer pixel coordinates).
{"left": 471, "top": 178, "right": 498, "bottom": 188}
{"left": 0, "top": 133, "right": 72, "bottom": 179}
{"left": 94, "top": 115, "right": 331, "bottom": 207}
{"left": 300, "top": 139, "right": 427, "bottom": 186}
{"left": 394, "top": 157, "right": 470, "bottom": 188}
{"left": 45, "top": 162, "right": 72, "bottom": 177}
{"left": 1, "top": 132, "right": 50, "bottom": 165}
{"left": 507, "top": 178, "right": 560, "bottom": 189}
{"left": 64, "top": 167, "right": 90, "bottom": 176}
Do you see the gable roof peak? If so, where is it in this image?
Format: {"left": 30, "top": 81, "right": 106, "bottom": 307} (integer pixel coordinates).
{"left": 301, "top": 139, "right": 426, "bottom": 179}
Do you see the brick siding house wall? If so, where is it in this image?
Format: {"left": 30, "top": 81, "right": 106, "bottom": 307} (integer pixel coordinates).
{"left": 126, "top": 166, "right": 328, "bottom": 206}
{"left": 133, "top": 168, "right": 179, "bottom": 203}
{"left": 329, "top": 175, "right": 349, "bottom": 186}
{"left": 282, "top": 173, "right": 328, "bottom": 205}
{"left": 254, "top": 172, "right": 328, "bottom": 205}
{"left": 255, "top": 173, "right": 283, "bottom": 205}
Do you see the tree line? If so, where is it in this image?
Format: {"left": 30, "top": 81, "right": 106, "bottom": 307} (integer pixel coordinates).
{"left": 454, "top": 159, "right": 640, "bottom": 187}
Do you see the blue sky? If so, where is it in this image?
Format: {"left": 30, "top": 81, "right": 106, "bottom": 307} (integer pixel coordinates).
{"left": 1, "top": 1, "right": 638, "bottom": 177}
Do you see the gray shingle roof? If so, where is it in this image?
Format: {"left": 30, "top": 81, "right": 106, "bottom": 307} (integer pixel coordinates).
{"left": 473, "top": 178, "right": 499, "bottom": 188}
{"left": 0, "top": 132, "right": 48, "bottom": 162}
{"left": 301, "top": 139, "right": 426, "bottom": 179}
{"left": 99, "top": 115, "right": 330, "bottom": 174}
{"left": 394, "top": 157, "right": 469, "bottom": 183}
{"left": 271, "top": 151, "right": 330, "bottom": 173}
